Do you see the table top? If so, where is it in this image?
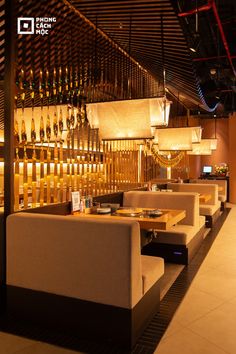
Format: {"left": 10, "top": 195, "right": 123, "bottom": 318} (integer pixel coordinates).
{"left": 72, "top": 208, "right": 186, "bottom": 230}
{"left": 199, "top": 194, "right": 212, "bottom": 203}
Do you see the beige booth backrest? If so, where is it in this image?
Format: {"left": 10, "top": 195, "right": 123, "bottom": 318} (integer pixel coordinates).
{"left": 190, "top": 179, "right": 227, "bottom": 198}
{"left": 7, "top": 213, "right": 142, "bottom": 309}
{"left": 167, "top": 183, "right": 218, "bottom": 205}
{"left": 123, "top": 191, "right": 199, "bottom": 226}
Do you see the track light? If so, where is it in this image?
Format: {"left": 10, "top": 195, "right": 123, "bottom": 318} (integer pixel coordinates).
{"left": 189, "top": 32, "right": 201, "bottom": 53}
{"left": 189, "top": 38, "right": 200, "bottom": 53}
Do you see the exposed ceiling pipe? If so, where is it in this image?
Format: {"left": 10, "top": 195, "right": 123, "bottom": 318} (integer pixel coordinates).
{"left": 178, "top": 0, "right": 236, "bottom": 78}
{"left": 178, "top": 3, "right": 212, "bottom": 17}
{"left": 210, "top": 0, "right": 236, "bottom": 77}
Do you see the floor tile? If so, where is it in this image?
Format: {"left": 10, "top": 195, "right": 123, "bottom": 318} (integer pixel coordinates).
{"left": 155, "top": 205, "right": 236, "bottom": 353}
{"left": 162, "top": 319, "right": 184, "bottom": 340}
{"left": 191, "top": 268, "right": 236, "bottom": 301}
{"left": 154, "top": 328, "right": 228, "bottom": 354}
{"left": 13, "top": 342, "right": 85, "bottom": 354}
{"left": 0, "top": 332, "right": 38, "bottom": 354}
{"left": 173, "top": 287, "right": 224, "bottom": 326}
{"left": 188, "top": 301, "right": 236, "bottom": 353}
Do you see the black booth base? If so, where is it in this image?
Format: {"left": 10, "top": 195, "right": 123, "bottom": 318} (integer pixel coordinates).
{"left": 3, "top": 280, "right": 161, "bottom": 350}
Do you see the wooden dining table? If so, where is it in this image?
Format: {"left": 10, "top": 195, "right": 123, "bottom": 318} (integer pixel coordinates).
{"left": 72, "top": 208, "right": 186, "bottom": 231}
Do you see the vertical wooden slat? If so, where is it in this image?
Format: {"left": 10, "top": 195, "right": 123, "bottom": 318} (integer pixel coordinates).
{"left": 2, "top": 0, "right": 16, "bottom": 286}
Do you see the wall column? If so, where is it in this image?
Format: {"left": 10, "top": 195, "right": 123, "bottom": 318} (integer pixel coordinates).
{"left": 2, "top": 0, "right": 16, "bottom": 287}
{"left": 228, "top": 113, "right": 236, "bottom": 203}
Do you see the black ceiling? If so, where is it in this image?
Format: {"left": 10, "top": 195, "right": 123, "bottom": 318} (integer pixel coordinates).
{"left": 176, "top": 0, "right": 236, "bottom": 115}
{"left": 68, "top": 0, "right": 236, "bottom": 115}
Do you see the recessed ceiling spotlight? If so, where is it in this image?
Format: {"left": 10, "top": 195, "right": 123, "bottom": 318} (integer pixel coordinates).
{"left": 189, "top": 47, "right": 197, "bottom": 53}
{"left": 210, "top": 68, "right": 217, "bottom": 75}
{"left": 189, "top": 35, "right": 200, "bottom": 53}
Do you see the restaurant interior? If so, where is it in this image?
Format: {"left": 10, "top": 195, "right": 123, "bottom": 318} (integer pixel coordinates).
{"left": 1, "top": 0, "right": 236, "bottom": 353}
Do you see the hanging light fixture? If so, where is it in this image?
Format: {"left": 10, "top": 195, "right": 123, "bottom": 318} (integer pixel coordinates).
{"left": 191, "top": 126, "right": 202, "bottom": 143}
{"left": 187, "top": 139, "right": 213, "bottom": 155}
{"left": 208, "top": 138, "right": 217, "bottom": 150}
{"left": 188, "top": 115, "right": 217, "bottom": 155}
{"left": 86, "top": 97, "right": 170, "bottom": 140}
{"left": 157, "top": 127, "right": 193, "bottom": 151}
{"left": 86, "top": 13, "right": 171, "bottom": 141}
{"left": 154, "top": 126, "right": 202, "bottom": 148}
{"left": 150, "top": 97, "right": 171, "bottom": 128}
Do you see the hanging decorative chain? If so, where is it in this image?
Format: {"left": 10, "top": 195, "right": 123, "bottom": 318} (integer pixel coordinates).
{"left": 151, "top": 145, "right": 184, "bottom": 168}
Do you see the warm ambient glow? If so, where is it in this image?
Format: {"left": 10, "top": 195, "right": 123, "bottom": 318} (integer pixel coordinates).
{"left": 0, "top": 130, "right": 4, "bottom": 142}
{"left": 86, "top": 98, "right": 171, "bottom": 140}
{"left": 153, "top": 126, "right": 202, "bottom": 146}
{"left": 208, "top": 138, "right": 217, "bottom": 150}
{"left": 187, "top": 139, "right": 214, "bottom": 155}
{"left": 158, "top": 127, "right": 193, "bottom": 151}
{"left": 191, "top": 126, "right": 202, "bottom": 143}
{"left": 149, "top": 98, "right": 171, "bottom": 128}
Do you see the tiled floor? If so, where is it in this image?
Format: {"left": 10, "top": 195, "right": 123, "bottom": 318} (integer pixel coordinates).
{"left": 0, "top": 204, "right": 235, "bottom": 354}
{"left": 155, "top": 203, "right": 236, "bottom": 354}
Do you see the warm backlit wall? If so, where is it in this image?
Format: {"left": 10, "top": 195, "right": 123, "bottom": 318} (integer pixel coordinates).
{"left": 187, "top": 118, "right": 229, "bottom": 178}
{"left": 200, "top": 118, "right": 229, "bottom": 171}
{"left": 228, "top": 113, "right": 236, "bottom": 203}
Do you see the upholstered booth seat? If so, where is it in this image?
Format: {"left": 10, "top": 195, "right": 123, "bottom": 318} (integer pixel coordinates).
{"left": 123, "top": 191, "right": 206, "bottom": 264}
{"left": 154, "top": 224, "right": 199, "bottom": 245}
{"left": 190, "top": 179, "right": 227, "bottom": 209}
{"left": 6, "top": 212, "right": 164, "bottom": 349}
{"left": 167, "top": 183, "right": 221, "bottom": 227}
{"left": 141, "top": 255, "right": 164, "bottom": 294}
{"left": 199, "top": 215, "right": 206, "bottom": 228}
{"left": 199, "top": 203, "right": 221, "bottom": 216}
{"left": 219, "top": 194, "right": 226, "bottom": 202}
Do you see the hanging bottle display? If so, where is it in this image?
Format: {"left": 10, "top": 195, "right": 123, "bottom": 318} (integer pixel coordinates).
{"left": 21, "top": 98, "right": 28, "bottom": 209}
{"left": 53, "top": 109, "right": 59, "bottom": 203}
{"left": 46, "top": 107, "right": 52, "bottom": 205}
{"left": 11, "top": 11, "right": 164, "bottom": 213}
{"left": 39, "top": 100, "right": 45, "bottom": 207}
{"left": 66, "top": 105, "right": 71, "bottom": 200}
{"left": 14, "top": 100, "right": 20, "bottom": 211}
{"left": 53, "top": 67, "right": 59, "bottom": 203}
{"left": 59, "top": 107, "right": 64, "bottom": 202}
{"left": 31, "top": 109, "right": 37, "bottom": 208}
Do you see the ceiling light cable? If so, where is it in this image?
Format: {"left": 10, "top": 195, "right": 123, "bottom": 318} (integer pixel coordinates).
{"left": 195, "top": 0, "right": 199, "bottom": 33}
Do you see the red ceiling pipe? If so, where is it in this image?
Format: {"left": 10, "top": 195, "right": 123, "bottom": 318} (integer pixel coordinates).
{"left": 178, "top": 0, "right": 236, "bottom": 77}
{"left": 178, "top": 3, "right": 212, "bottom": 17}
{"left": 210, "top": 0, "right": 236, "bottom": 77}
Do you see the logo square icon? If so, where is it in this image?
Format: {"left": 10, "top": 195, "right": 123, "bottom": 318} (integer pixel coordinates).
{"left": 17, "top": 18, "right": 35, "bottom": 34}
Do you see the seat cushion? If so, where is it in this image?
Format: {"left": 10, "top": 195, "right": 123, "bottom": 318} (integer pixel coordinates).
{"left": 152, "top": 224, "right": 198, "bottom": 245}
{"left": 199, "top": 215, "right": 206, "bottom": 229}
{"left": 141, "top": 255, "right": 164, "bottom": 294}
{"left": 219, "top": 195, "right": 226, "bottom": 202}
{"left": 200, "top": 201, "right": 221, "bottom": 216}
